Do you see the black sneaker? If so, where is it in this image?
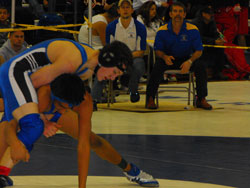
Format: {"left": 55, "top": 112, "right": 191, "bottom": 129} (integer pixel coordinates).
{"left": 0, "top": 175, "right": 13, "bottom": 187}
{"left": 130, "top": 92, "right": 140, "bottom": 103}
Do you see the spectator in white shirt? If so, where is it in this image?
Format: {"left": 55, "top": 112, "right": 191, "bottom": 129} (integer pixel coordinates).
{"left": 78, "top": 3, "right": 119, "bottom": 49}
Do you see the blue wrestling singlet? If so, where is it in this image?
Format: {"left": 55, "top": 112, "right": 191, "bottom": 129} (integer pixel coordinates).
{"left": 0, "top": 38, "right": 89, "bottom": 121}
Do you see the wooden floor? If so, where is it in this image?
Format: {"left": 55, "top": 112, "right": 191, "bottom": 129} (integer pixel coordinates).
{"left": 8, "top": 81, "right": 250, "bottom": 188}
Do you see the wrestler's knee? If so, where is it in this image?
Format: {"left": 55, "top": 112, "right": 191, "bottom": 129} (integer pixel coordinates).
{"left": 17, "top": 113, "right": 44, "bottom": 152}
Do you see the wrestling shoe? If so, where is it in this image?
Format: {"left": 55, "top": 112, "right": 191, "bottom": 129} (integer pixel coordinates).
{"left": 123, "top": 163, "right": 159, "bottom": 187}
{"left": 0, "top": 175, "right": 13, "bottom": 187}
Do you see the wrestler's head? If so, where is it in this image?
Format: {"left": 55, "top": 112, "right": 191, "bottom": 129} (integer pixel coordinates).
{"left": 97, "top": 40, "right": 133, "bottom": 81}
{"left": 50, "top": 73, "right": 85, "bottom": 107}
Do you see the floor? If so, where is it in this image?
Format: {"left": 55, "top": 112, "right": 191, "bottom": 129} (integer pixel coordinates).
{"left": 7, "top": 81, "right": 250, "bottom": 188}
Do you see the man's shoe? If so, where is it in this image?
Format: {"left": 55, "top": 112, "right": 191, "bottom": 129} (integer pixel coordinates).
{"left": 146, "top": 96, "right": 157, "bottom": 109}
{"left": 130, "top": 92, "right": 140, "bottom": 103}
{"left": 196, "top": 98, "right": 213, "bottom": 110}
{"left": 123, "top": 163, "right": 159, "bottom": 187}
{"left": 0, "top": 175, "right": 13, "bottom": 187}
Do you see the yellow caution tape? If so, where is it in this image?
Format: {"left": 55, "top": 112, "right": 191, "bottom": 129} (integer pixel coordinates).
{"left": 147, "top": 39, "right": 250, "bottom": 50}
{"left": 84, "top": 16, "right": 92, "bottom": 28}
{"left": 15, "top": 23, "right": 85, "bottom": 28}
{"left": 0, "top": 22, "right": 91, "bottom": 34}
{"left": 203, "top": 44, "right": 250, "bottom": 50}
{"left": 13, "top": 24, "right": 80, "bottom": 34}
{"left": 0, "top": 24, "right": 83, "bottom": 34}
{"left": 1, "top": 23, "right": 249, "bottom": 50}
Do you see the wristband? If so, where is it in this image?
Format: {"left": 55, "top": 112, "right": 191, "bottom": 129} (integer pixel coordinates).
{"left": 188, "top": 59, "right": 193, "bottom": 65}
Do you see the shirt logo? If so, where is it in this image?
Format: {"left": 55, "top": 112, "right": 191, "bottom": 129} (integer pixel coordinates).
{"left": 180, "top": 34, "right": 188, "bottom": 41}
{"left": 128, "top": 32, "right": 136, "bottom": 39}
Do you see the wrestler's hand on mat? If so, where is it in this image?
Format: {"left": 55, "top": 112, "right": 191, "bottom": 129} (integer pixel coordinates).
{"left": 43, "top": 121, "right": 62, "bottom": 138}
{"left": 10, "top": 140, "right": 30, "bottom": 163}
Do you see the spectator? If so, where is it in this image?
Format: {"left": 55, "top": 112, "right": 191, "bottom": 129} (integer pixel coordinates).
{"left": 91, "top": 0, "right": 146, "bottom": 105}
{"left": 104, "top": 0, "right": 119, "bottom": 11}
{"left": 0, "top": 6, "right": 10, "bottom": 47}
{"left": 106, "top": 0, "right": 147, "bottom": 103}
{"left": 187, "top": 0, "right": 213, "bottom": 19}
{"left": 84, "top": 0, "right": 107, "bottom": 17}
{"left": 191, "top": 6, "right": 227, "bottom": 80}
{"left": 236, "top": 0, "right": 248, "bottom": 47}
{"left": 213, "top": 0, "right": 238, "bottom": 44}
{"left": 136, "top": 1, "right": 163, "bottom": 78}
{"left": 136, "top": 1, "right": 162, "bottom": 46}
{"left": 0, "top": 30, "right": 28, "bottom": 66}
{"left": 213, "top": 0, "right": 250, "bottom": 79}
{"left": 133, "top": 0, "right": 169, "bottom": 13}
{"left": 78, "top": 2, "right": 119, "bottom": 49}
{"left": 146, "top": 2, "right": 212, "bottom": 110}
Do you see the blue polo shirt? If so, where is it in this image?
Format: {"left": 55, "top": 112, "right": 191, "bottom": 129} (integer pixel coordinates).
{"left": 154, "top": 20, "right": 203, "bottom": 58}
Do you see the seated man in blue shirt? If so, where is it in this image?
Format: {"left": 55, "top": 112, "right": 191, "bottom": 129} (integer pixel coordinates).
{"left": 91, "top": 0, "right": 147, "bottom": 105}
{"left": 146, "top": 2, "right": 212, "bottom": 110}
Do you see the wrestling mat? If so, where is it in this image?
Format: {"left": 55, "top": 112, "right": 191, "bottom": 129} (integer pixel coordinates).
{"left": 97, "top": 101, "right": 223, "bottom": 112}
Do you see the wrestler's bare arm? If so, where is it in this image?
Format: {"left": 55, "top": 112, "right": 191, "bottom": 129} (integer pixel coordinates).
{"left": 37, "top": 85, "right": 52, "bottom": 113}
{"left": 72, "top": 94, "right": 92, "bottom": 188}
{"left": 4, "top": 120, "right": 30, "bottom": 163}
{"left": 38, "top": 86, "right": 91, "bottom": 188}
{"left": 31, "top": 41, "right": 83, "bottom": 89}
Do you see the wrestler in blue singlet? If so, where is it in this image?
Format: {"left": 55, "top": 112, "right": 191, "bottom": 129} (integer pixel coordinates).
{"left": 0, "top": 38, "right": 88, "bottom": 121}
{"left": 0, "top": 38, "right": 90, "bottom": 151}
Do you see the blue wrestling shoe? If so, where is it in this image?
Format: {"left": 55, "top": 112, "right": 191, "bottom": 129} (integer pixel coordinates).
{"left": 0, "top": 175, "right": 13, "bottom": 187}
{"left": 123, "top": 163, "right": 159, "bottom": 187}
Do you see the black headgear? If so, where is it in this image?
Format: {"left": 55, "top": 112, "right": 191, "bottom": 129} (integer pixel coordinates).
{"left": 98, "top": 41, "right": 133, "bottom": 72}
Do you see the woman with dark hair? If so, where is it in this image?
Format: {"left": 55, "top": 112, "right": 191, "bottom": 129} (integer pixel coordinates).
{"left": 136, "top": 1, "right": 162, "bottom": 47}
{"left": 136, "top": 1, "right": 163, "bottom": 79}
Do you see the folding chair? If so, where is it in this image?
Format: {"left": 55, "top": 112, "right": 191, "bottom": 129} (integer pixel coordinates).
{"left": 107, "top": 44, "right": 153, "bottom": 107}
{"left": 106, "top": 78, "right": 128, "bottom": 107}
{"left": 155, "top": 70, "right": 196, "bottom": 108}
{"left": 106, "top": 80, "right": 115, "bottom": 107}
